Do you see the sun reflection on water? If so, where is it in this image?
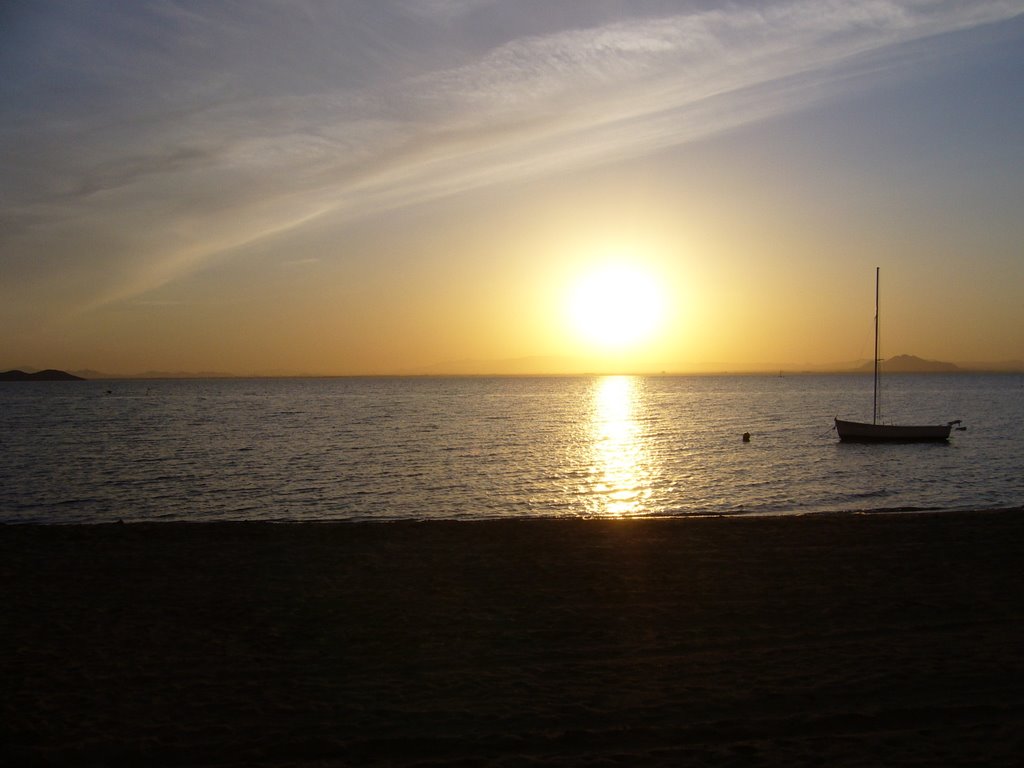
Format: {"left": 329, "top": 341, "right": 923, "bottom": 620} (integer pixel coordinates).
{"left": 586, "top": 375, "right": 652, "bottom": 517}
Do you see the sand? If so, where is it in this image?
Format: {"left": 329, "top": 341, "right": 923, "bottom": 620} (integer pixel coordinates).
{"left": 3, "top": 510, "right": 1023, "bottom": 767}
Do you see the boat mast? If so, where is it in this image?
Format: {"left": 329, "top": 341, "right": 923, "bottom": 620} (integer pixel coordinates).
{"left": 873, "top": 266, "right": 879, "bottom": 425}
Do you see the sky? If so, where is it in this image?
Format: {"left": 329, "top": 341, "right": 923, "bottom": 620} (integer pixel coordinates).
{"left": 2, "top": 0, "right": 1023, "bottom": 375}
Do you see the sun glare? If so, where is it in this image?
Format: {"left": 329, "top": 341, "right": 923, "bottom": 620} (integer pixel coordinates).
{"left": 568, "top": 263, "right": 665, "bottom": 349}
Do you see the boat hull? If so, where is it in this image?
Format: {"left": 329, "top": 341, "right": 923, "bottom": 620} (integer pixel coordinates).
{"left": 835, "top": 418, "right": 951, "bottom": 443}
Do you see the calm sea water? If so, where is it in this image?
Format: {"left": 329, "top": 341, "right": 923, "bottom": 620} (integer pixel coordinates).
{"left": 1, "top": 374, "right": 1022, "bottom": 524}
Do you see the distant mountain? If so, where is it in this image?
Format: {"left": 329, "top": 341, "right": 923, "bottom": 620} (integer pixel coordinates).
{"left": 67, "top": 369, "right": 112, "bottom": 380}
{"left": 69, "top": 369, "right": 237, "bottom": 380}
{"left": 124, "top": 370, "right": 238, "bottom": 379}
{"left": 957, "top": 360, "right": 1024, "bottom": 373}
{"left": 411, "top": 356, "right": 601, "bottom": 376}
{"left": 1, "top": 369, "right": 85, "bottom": 381}
{"left": 855, "top": 355, "right": 959, "bottom": 373}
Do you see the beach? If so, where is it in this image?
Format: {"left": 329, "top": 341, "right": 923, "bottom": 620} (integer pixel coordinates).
{"left": 3, "top": 510, "right": 1023, "bottom": 766}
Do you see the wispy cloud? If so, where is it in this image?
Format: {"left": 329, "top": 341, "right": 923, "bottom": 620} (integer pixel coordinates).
{"left": 1, "top": 0, "right": 1021, "bottom": 316}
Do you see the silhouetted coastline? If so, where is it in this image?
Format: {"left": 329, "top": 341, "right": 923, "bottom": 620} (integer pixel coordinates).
{"left": 0, "top": 369, "right": 84, "bottom": 381}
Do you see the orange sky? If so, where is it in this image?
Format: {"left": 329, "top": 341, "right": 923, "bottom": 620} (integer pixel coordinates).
{"left": 3, "top": 2, "right": 1023, "bottom": 375}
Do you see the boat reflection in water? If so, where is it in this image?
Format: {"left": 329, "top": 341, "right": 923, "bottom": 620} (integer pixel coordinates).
{"left": 586, "top": 376, "right": 654, "bottom": 517}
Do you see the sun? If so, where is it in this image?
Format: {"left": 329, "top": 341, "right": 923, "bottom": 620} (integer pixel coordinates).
{"left": 567, "top": 263, "right": 666, "bottom": 350}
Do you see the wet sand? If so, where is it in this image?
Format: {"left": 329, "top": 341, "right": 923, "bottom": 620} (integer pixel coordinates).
{"left": 3, "top": 510, "right": 1024, "bottom": 766}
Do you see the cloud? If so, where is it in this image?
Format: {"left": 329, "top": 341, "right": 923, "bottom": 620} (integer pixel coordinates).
{"left": 1, "top": 0, "right": 1021, "bottom": 317}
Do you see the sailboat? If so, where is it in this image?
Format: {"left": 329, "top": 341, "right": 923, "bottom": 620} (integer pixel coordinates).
{"left": 834, "top": 268, "right": 959, "bottom": 443}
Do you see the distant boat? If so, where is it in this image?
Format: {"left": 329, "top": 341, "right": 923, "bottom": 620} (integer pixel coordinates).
{"left": 835, "top": 268, "right": 959, "bottom": 443}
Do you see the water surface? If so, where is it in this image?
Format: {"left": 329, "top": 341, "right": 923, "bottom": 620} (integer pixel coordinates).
{"left": 2, "top": 374, "right": 1021, "bottom": 523}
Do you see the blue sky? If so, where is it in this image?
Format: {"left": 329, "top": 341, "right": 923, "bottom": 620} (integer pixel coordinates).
{"left": 2, "top": 1, "right": 1022, "bottom": 374}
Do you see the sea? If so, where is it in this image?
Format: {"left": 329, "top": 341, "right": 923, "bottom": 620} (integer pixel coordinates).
{"left": 1, "top": 374, "right": 1022, "bottom": 524}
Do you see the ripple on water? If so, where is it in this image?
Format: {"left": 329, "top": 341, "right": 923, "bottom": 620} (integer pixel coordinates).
{"left": 1, "top": 374, "right": 1021, "bottom": 523}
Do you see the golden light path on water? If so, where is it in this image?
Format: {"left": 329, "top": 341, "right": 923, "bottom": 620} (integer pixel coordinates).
{"left": 587, "top": 376, "right": 655, "bottom": 517}
{"left": 4, "top": 375, "right": 1024, "bottom": 524}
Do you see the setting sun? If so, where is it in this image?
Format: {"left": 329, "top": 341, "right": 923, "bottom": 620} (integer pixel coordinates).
{"left": 567, "top": 263, "right": 666, "bottom": 350}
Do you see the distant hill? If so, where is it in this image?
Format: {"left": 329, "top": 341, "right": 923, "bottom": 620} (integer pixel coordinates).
{"left": 856, "top": 355, "right": 959, "bottom": 373}
{"left": 69, "top": 369, "right": 237, "bottom": 380}
{"left": 1, "top": 369, "right": 85, "bottom": 381}
{"left": 957, "top": 360, "right": 1024, "bottom": 373}
{"left": 411, "top": 356, "right": 600, "bottom": 376}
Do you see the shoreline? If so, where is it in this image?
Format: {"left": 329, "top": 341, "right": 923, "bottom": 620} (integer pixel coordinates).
{"left": 6, "top": 503, "right": 1022, "bottom": 527}
{"left": 4, "top": 509, "right": 1023, "bottom": 766}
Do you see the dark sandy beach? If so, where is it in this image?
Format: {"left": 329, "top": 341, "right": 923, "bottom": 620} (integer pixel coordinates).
{"left": 3, "top": 510, "right": 1023, "bottom": 766}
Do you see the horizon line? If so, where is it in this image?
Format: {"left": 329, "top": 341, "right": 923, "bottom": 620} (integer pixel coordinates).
{"left": 7, "top": 362, "right": 1024, "bottom": 381}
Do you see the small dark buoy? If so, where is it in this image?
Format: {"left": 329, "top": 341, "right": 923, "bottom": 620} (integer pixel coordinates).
{"left": 742, "top": 432, "right": 750, "bottom": 442}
